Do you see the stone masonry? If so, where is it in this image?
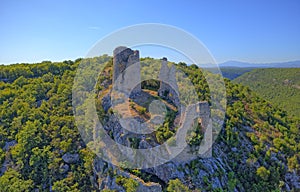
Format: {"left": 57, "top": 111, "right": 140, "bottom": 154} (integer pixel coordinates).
{"left": 158, "top": 57, "right": 181, "bottom": 108}
{"left": 113, "top": 46, "right": 141, "bottom": 96}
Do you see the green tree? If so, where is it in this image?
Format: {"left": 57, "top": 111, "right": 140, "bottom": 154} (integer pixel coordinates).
{"left": 167, "top": 179, "right": 190, "bottom": 192}
{"left": 0, "top": 148, "right": 5, "bottom": 165}
{"left": 288, "top": 155, "right": 299, "bottom": 171}
{"left": 256, "top": 166, "right": 270, "bottom": 181}
{"left": 52, "top": 177, "right": 80, "bottom": 192}
{"left": 116, "top": 176, "right": 139, "bottom": 192}
{"left": 0, "top": 169, "right": 33, "bottom": 192}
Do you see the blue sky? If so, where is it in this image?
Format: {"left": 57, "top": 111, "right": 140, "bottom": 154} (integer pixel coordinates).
{"left": 1, "top": 0, "right": 300, "bottom": 64}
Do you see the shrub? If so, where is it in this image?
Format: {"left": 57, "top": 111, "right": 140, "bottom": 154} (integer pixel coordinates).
{"left": 256, "top": 166, "right": 270, "bottom": 181}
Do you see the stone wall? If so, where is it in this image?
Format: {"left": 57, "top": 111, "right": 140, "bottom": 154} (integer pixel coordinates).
{"left": 196, "top": 101, "right": 210, "bottom": 129}
{"left": 158, "top": 57, "right": 180, "bottom": 108}
{"left": 113, "top": 46, "right": 141, "bottom": 96}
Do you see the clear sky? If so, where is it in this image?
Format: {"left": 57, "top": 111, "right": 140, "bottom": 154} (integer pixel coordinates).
{"left": 1, "top": 0, "right": 300, "bottom": 64}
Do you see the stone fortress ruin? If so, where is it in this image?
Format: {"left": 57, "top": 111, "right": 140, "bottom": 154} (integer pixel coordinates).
{"left": 113, "top": 46, "right": 141, "bottom": 96}
{"left": 112, "top": 45, "right": 211, "bottom": 131}
{"left": 101, "top": 46, "right": 212, "bottom": 164}
{"left": 112, "top": 46, "right": 186, "bottom": 109}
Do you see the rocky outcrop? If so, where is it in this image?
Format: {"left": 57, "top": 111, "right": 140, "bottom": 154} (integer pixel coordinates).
{"left": 141, "top": 141, "right": 238, "bottom": 190}
{"left": 1, "top": 140, "right": 17, "bottom": 176}
{"left": 62, "top": 153, "right": 79, "bottom": 164}
{"left": 93, "top": 157, "right": 162, "bottom": 191}
{"left": 3, "top": 140, "right": 17, "bottom": 151}
{"left": 92, "top": 47, "right": 217, "bottom": 191}
{"left": 59, "top": 164, "right": 70, "bottom": 174}
{"left": 101, "top": 93, "right": 111, "bottom": 112}
{"left": 137, "top": 182, "right": 162, "bottom": 192}
{"left": 285, "top": 171, "right": 300, "bottom": 190}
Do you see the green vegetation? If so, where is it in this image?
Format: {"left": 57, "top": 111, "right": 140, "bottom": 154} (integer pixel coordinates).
{"left": 155, "top": 108, "right": 176, "bottom": 144}
{"left": 181, "top": 64, "right": 299, "bottom": 191}
{"left": 0, "top": 56, "right": 299, "bottom": 191}
{"left": 0, "top": 169, "right": 33, "bottom": 192}
{"left": 141, "top": 79, "right": 160, "bottom": 91}
{"left": 256, "top": 166, "right": 270, "bottom": 181}
{"left": 235, "top": 68, "right": 300, "bottom": 117}
{"left": 116, "top": 176, "right": 139, "bottom": 192}
{"left": 135, "top": 105, "right": 147, "bottom": 115}
{"left": 167, "top": 178, "right": 190, "bottom": 192}
{"left": 186, "top": 119, "right": 203, "bottom": 146}
{"left": 0, "top": 57, "right": 105, "bottom": 191}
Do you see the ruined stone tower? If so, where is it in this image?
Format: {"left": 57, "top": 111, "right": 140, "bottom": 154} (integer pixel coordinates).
{"left": 158, "top": 57, "right": 180, "bottom": 107}
{"left": 113, "top": 46, "right": 141, "bottom": 96}
{"left": 109, "top": 46, "right": 212, "bottom": 160}
{"left": 196, "top": 101, "right": 210, "bottom": 129}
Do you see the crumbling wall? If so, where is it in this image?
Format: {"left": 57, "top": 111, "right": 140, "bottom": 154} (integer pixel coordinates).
{"left": 158, "top": 57, "right": 180, "bottom": 108}
{"left": 113, "top": 46, "right": 141, "bottom": 96}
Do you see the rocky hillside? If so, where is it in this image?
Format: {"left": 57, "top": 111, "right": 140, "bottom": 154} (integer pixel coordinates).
{"left": 0, "top": 56, "right": 299, "bottom": 191}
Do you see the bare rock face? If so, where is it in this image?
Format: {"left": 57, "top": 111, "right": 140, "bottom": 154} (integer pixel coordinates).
{"left": 62, "top": 153, "right": 79, "bottom": 164}
{"left": 101, "top": 93, "right": 111, "bottom": 112}
{"left": 113, "top": 46, "right": 141, "bottom": 97}
{"left": 137, "top": 180, "right": 162, "bottom": 192}
{"left": 93, "top": 158, "right": 162, "bottom": 192}
{"left": 285, "top": 171, "right": 300, "bottom": 190}
{"left": 3, "top": 140, "right": 17, "bottom": 151}
{"left": 59, "top": 164, "right": 70, "bottom": 174}
{"left": 138, "top": 139, "right": 152, "bottom": 149}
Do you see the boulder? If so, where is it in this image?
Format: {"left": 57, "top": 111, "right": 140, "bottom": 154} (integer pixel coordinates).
{"left": 3, "top": 140, "right": 17, "bottom": 151}
{"left": 59, "top": 164, "right": 70, "bottom": 174}
{"left": 62, "top": 153, "right": 79, "bottom": 164}
{"left": 102, "top": 93, "right": 111, "bottom": 112}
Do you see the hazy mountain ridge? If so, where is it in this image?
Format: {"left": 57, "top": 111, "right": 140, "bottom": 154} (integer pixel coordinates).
{"left": 194, "top": 60, "right": 300, "bottom": 80}
{"left": 219, "top": 60, "right": 300, "bottom": 68}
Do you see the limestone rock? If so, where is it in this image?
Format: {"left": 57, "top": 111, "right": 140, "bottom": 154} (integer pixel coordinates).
{"left": 285, "top": 171, "right": 300, "bottom": 190}
{"left": 62, "top": 153, "right": 79, "bottom": 164}
{"left": 93, "top": 158, "right": 162, "bottom": 192}
{"left": 138, "top": 139, "right": 152, "bottom": 149}
{"left": 59, "top": 164, "right": 69, "bottom": 174}
{"left": 101, "top": 93, "right": 111, "bottom": 112}
{"left": 92, "top": 47, "right": 240, "bottom": 191}
{"left": 101, "top": 79, "right": 111, "bottom": 89}
{"left": 3, "top": 140, "right": 17, "bottom": 151}
{"left": 137, "top": 181, "right": 162, "bottom": 192}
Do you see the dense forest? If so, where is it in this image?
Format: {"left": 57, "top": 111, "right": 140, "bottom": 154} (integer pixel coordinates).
{"left": 0, "top": 57, "right": 299, "bottom": 191}
{"left": 235, "top": 68, "right": 300, "bottom": 118}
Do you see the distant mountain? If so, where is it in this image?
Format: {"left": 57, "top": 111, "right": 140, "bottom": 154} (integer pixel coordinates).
{"left": 219, "top": 60, "right": 300, "bottom": 68}
{"left": 204, "top": 60, "right": 300, "bottom": 80}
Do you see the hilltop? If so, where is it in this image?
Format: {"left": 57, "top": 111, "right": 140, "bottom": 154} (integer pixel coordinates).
{"left": 0, "top": 55, "right": 299, "bottom": 191}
